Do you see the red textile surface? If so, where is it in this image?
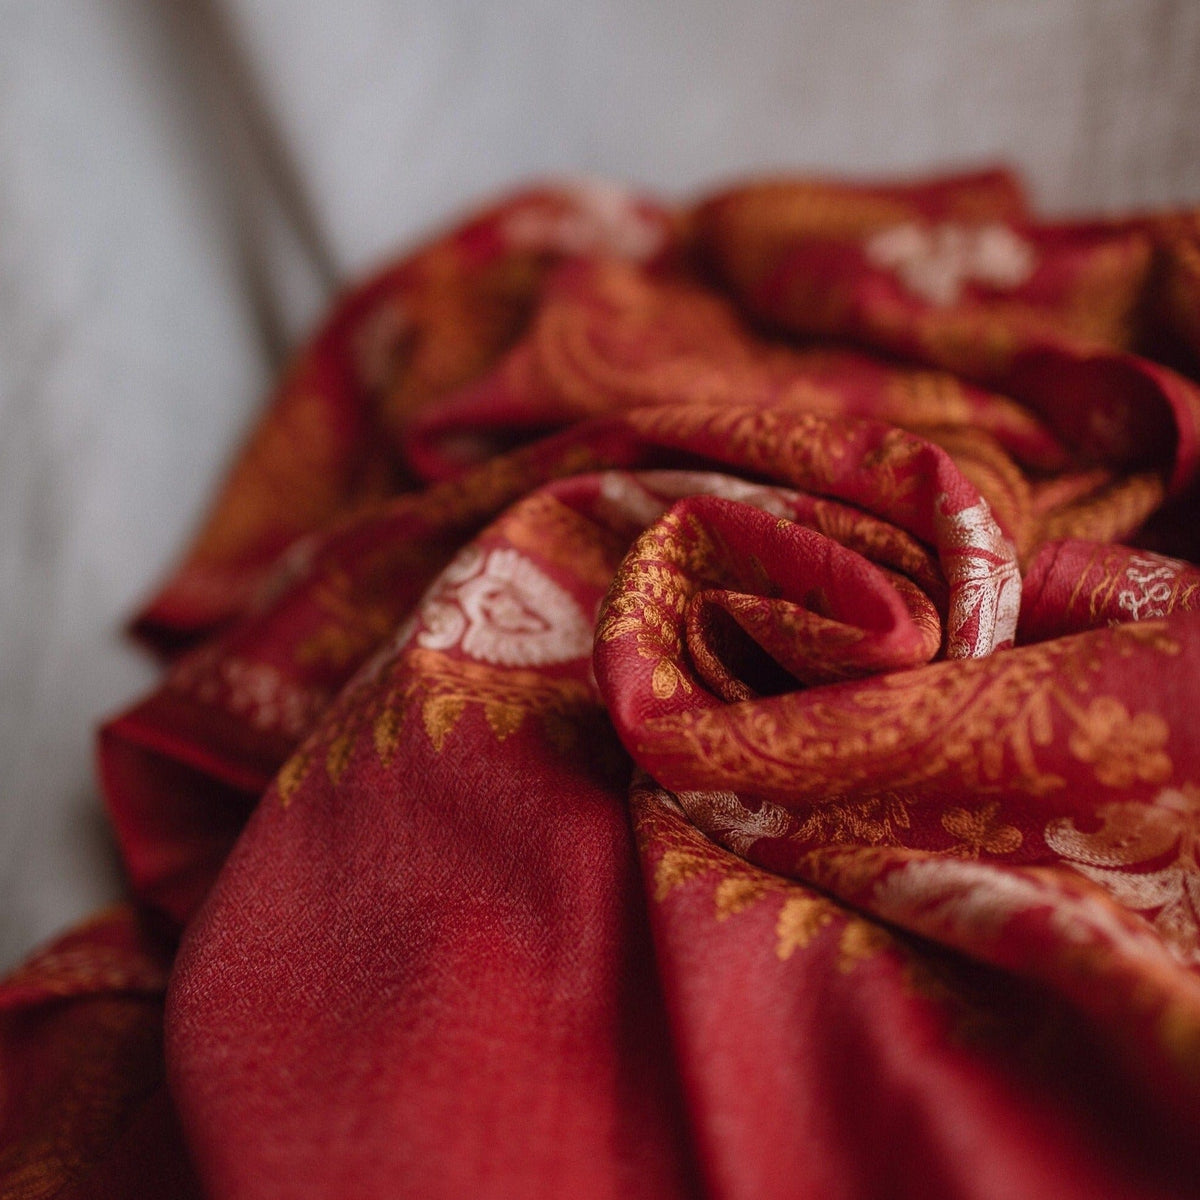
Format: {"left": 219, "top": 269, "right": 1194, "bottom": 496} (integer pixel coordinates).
{"left": 5, "top": 170, "right": 1200, "bottom": 1198}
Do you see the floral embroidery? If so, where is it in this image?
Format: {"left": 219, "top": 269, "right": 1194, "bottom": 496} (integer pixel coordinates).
{"left": 941, "top": 802, "right": 1023, "bottom": 857}
{"left": 278, "top": 644, "right": 599, "bottom": 807}
{"left": 596, "top": 471, "right": 672, "bottom": 529}
{"left": 597, "top": 508, "right": 713, "bottom": 700}
{"left": 845, "top": 843, "right": 1200, "bottom": 1085}
{"left": 632, "top": 781, "right": 893, "bottom": 970}
{"left": 775, "top": 896, "right": 836, "bottom": 960}
{"left": 870, "top": 857, "right": 1054, "bottom": 941}
{"left": 638, "top": 621, "right": 1180, "bottom": 806}
{"left": 169, "top": 650, "right": 329, "bottom": 739}
{"left": 791, "top": 792, "right": 915, "bottom": 848}
{"left": 378, "top": 648, "right": 595, "bottom": 754}
{"left": 865, "top": 222, "right": 1036, "bottom": 307}
{"left": 672, "top": 789, "right": 792, "bottom": 856}
{"left": 295, "top": 557, "right": 423, "bottom": 671}
{"left": 934, "top": 494, "right": 1021, "bottom": 656}
{"left": 416, "top": 545, "right": 593, "bottom": 667}
{"left": 612, "top": 406, "right": 1018, "bottom": 661}
{"left": 1066, "top": 696, "right": 1172, "bottom": 788}
{"left": 866, "top": 853, "right": 1167, "bottom": 971}
{"left": 502, "top": 181, "right": 667, "bottom": 261}
{"left": 1044, "top": 785, "right": 1200, "bottom": 965}
{"left": 497, "top": 492, "right": 628, "bottom": 591}
{"left": 595, "top": 469, "right": 797, "bottom": 533}
{"left": 1117, "top": 553, "right": 1185, "bottom": 622}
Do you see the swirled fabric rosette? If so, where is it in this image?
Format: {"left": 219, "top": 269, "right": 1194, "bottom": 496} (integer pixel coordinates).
{"left": 4, "top": 170, "right": 1200, "bottom": 1200}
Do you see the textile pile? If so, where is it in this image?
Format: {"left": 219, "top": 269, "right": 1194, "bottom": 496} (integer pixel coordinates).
{"left": 4, "top": 168, "right": 1200, "bottom": 1198}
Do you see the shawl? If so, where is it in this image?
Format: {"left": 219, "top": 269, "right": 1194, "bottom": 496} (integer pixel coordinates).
{"left": 4, "top": 168, "right": 1200, "bottom": 1199}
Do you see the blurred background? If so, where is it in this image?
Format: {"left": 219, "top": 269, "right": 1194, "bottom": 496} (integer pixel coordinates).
{"left": 2, "top": 0, "right": 1199, "bottom": 969}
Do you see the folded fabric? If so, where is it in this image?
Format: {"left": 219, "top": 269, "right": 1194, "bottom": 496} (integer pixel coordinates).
{"left": 4, "top": 169, "right": 1200, "bottom": 1199}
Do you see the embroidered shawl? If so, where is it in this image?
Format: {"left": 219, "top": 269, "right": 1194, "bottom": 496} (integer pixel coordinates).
{"left": 4, "top": 169, "right": 1200, "bottom": 1199}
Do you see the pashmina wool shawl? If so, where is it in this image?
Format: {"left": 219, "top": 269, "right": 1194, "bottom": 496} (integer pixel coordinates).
{"left": 4, "top": 168, "right": 1200, "bottom": 1199}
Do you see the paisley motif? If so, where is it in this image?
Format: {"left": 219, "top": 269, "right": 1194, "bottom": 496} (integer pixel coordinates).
{"left": 416, "top": 545, "right": 593, "bottom": 666}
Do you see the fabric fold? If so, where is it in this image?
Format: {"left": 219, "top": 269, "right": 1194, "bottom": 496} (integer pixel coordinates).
{"left": 4, "top": 168, "right": 1200, "bottom": 1198}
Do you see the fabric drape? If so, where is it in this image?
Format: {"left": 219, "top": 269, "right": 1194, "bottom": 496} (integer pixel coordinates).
{"left": 4, "top": 169, "right": 1200, "bottom": 1199}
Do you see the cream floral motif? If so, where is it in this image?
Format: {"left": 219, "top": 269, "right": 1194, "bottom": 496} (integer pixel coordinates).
{"left": 636, "top": 471, "right": 799, "bottom": 518}
{"left": 673, "top": 789, "right": 792, "bottom": 856}
{"left": 934, "top": 494, "right": 1021, "bottom": 656}
{"left": 596, "top": 472, "right": 670, "bottom": 528}
{"left": 415, "top": 545, "right": 593, "bottom": 667}
{"left": 1045, "top": 786, "right": 1200, "bottom": 965}
{"left": 635, "top": 781, "right": 894, "bottom": 970}
{"left": 595, "top": 469, "right": 797, "bottom": 530}
{"left": 1117, "top": 553, "right": 1184, "bottom": 622}
{"left": 873, "top": 857, "right": 1055, "bottom": 940}
{"left": 502, "top": 181, "right": 666, "bottom": 261}
{"left": 870, "top": 855, "right": 1180, "bottom": 973}
{"left": 169, "top": 650, "right": 328, "bottom": 738}
{"left": 865, "top": 222, "right": 1036, "bottom": 307}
